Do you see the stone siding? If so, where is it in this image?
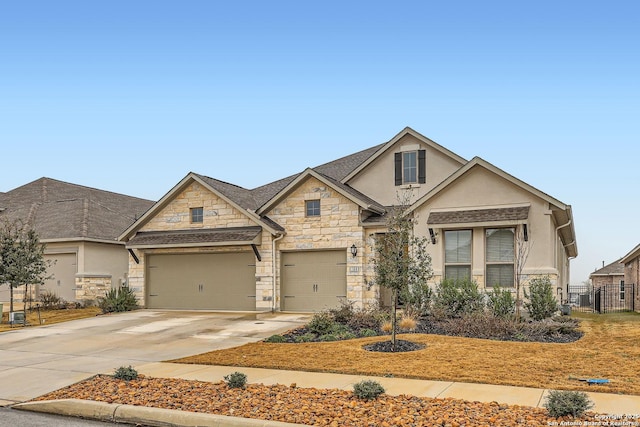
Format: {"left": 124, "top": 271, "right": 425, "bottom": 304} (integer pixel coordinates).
{"left": 75, "top": 275, "right": 112, "bottom": 303}
{"left": 128, "top": 181, "right": 273, "bottom": 310}
{"left": 267, "top": 177, "right": 371, "bottom": 308}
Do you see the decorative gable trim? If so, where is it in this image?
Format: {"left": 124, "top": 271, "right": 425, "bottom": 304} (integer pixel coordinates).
{"left": 342, "top": 126, "right": 466, "bottom": 183}
{"left": 119, "top": 173, "right": 280, "bottom": 241}
{"left": 256, "top": 168, "right": 385, "bottom": 216}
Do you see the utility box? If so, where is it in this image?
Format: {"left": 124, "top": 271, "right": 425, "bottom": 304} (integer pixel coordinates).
{"left": 9, "top": 311, "right": 25, "bottom": 325}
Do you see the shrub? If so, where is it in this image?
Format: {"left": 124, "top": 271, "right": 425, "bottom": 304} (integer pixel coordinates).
{"left": 380, "top": 321, "right": 393, "bottom": 334}
{"left": 97, "top": 286, "right": 138, "bottom": 313}
{"left": 224, "top": 372, "right": 247, "bottom": 389}
{"left": 399, "top": 316, "right": 417, "bottom": 331}
{"left": 307, "top": 311, "right": 338, "bottom": 335}
{"left": 294, "top": 332, "right": 316, "bottom": 343}
{"left": 524, "top": 276, "right": 558, "bottom": 321}
{"left": 327, "top": 300, "right": 356, "bottom": 324}
{"left": 265, "top": 334, "right": 286, "bottom": 343}
{"left": 319, "top": 334, "right": 338, "bottom": 342}
{"left": 353, "top": 380, "right": 385, "bottom": 400}
{"left": 544, "top": 390, "right": 594, "bottom": 417}
{"left": 358, "top": 328, "right": 378, "bottom": 337}
{"left": 433, "top": 278, "right": 485, "bottom": 318}
{"left": 337, "top": 331, "right": 356, "bottom": 340}
{"left": 486, "top": 287, "right": 516, "bottom": 319}
{"left": 347, "top": 306, "right": 387, "bottom": 331}
{"left": 39, "top": 290, "right": 64, "bottom": 309}
{"left": 113, "top": 365, "right": 138, "bottom": 381}
{"left": 400, "top": 282, "right": 433, "bottom": 317}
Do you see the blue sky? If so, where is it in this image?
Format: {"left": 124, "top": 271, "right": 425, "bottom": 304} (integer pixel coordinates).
{"left": 1, "top": 1, "right": 639, "bottom": 285}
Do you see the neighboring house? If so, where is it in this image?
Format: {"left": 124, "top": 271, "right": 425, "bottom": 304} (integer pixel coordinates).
{"left": 589, "top": 259, "right": 631, "bottom": 312}
{"left": 620, "top": 244, "right": 640, "bottom": 312}
{"left": 0, "top": 178, "right": 154, "bottom": 304}
{"left": 119, "top": 127, "right": 577, "bottom": 312}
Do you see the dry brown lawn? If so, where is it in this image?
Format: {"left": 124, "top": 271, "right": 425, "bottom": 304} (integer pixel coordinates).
{"left": 0, "top": 306, "right": 102, "bottom": 332}
{"left": 173, "top": 311, "right": 640, "bottom": 396}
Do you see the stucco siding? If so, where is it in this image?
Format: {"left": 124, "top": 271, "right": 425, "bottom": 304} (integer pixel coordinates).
{"left": 348, "top": 133, "right": 463, "bottom": 206}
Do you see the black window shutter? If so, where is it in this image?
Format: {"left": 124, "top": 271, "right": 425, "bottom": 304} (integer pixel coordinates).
{"left": 418, "top": 150, "right": 426, "bottom": 184}
{"left": 394, "top": 153, "right": 402, "bottom": 186}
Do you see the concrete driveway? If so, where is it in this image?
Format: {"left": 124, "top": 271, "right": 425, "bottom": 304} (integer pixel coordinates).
{"left": 0, "top": 310, "right": 308, "bottom": 404}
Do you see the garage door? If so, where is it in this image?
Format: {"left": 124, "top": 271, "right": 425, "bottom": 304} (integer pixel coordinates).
{"left": 146, "top": 252, "right": 256, "bottom": 310}
{"left": 43, "top": 253, "right": 78, "bottom": 302}
{"left": 281, "top": 250, "right": 347, "bottom": 312}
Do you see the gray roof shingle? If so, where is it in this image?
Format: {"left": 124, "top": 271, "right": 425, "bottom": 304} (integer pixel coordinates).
{"left": 126, "top": 226, "right": 262, "bottom": 248}
{"left": 590, "top": 259, "right": 624, "bottom": 277}
{"left": 0, "top": 178, "right": 155, "bottom": 241}
{"left": 428, "top": 206, "right": 530, "bottom": 225}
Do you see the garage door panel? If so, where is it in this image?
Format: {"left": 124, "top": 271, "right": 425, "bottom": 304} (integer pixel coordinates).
{"left": 43, "top": 253, "right": 77, "bottom": 302}
{"left": 147, "top": 253, "right": 256, "bottom": 310}
{"left": 281, "top": 250, "right": 347, "bottom": 312}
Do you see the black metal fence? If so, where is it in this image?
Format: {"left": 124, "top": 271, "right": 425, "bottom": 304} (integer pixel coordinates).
{"left": 568, "top": 283, "right": 636, "bottom": 313}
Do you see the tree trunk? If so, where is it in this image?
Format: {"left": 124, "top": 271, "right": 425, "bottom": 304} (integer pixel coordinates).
{"left": 391, "top": 289, "right": 397, "bottom": 351}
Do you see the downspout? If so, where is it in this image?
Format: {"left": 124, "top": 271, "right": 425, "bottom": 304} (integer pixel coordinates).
{"left": 555, "top": 219, "right": 573, "bottom": 302}
{"left": 271, "top": 233, "right": 284, "bottom": 312}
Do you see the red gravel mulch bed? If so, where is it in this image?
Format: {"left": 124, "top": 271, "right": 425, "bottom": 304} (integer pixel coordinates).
{"left": 34, "top": 375, "right": 602, "bottom": 427}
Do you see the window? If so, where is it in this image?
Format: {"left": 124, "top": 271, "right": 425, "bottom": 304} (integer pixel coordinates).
{"left": 403, "top": 152, "right": 417, "bottom": 184}
{"left": 444, "top": 230, "right": 472, "bottom": 281}
{"left": 394, "top": 150, "right": 426, "bottom": 186}
{"left": 620, "top": 280, "right": 625, "bottom": 300}
{"left": 305, "top": 199, "right": 320, "bottom": 217}
{"left": 485, "top": 228, "right": 515, "bottom": 287}
{"left": 190, "top": 207, "right": 203, "bottom": 223}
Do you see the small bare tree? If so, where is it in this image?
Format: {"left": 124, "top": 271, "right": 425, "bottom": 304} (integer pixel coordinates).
{"left": 370, "top": 191, "right": 433, "bottom": 351}
{"left": 514, "top": 225, "right": 531, "bottom": 320}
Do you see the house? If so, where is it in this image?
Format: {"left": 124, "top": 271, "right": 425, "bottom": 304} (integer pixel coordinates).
{"left": 619, "top": 244, "right": 640, "bottom": 312}
{"left": 589, "top": 259, "right": 632, "bottom": 312}
{"left": 119, "top": 127, "right": 577, "bottom": 312}
{"left": 0, "top": 178, "right": 154, "bottom": 304}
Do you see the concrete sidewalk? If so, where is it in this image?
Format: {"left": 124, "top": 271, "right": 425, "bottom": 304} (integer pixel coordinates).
{"left": 12, "top": 361, "right": 640, "bottom": 426}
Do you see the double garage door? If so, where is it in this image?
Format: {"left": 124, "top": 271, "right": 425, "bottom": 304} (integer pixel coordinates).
{"left": 146, "top": 253, "right": 256, "bottom": 310}
{"left": 281, "top": 250, "right": 347, "bottom": 312}
{"left": 145, "top": 250, "right": 347, "bottom": 312}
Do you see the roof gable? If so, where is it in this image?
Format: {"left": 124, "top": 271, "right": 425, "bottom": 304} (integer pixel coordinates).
{"left": 620, "top": 243, "right": 640, "bottom": 265}
{"left": 119, "top": 173, "right": 281, "bottom": 241}
{"left": 0, "top": 177, "right": 154, "bottom": 242}
{"left": 408, "top": 157, "right": 577, "bottom": 257}
{"left": 256, "top": 168, "right": 386, "bottom": 216}
{"left": 342, "top": 127, "right": 467, "bottom": 183}
{"left": 590, "top": 259, "right": 624, "bottom": 277}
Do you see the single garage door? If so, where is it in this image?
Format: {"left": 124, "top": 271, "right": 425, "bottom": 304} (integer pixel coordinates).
{"left": 281, "top": 250, "right": 347, "bottom": 312}
{"left": 43, "top": 253, "right": 78, "bottom": 302}
{"left": 146, "top": 252, "right": 256, "bottom": 310}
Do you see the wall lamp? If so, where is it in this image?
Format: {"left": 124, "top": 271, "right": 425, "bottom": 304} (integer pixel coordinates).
{"left": 350, "top": 244, "right": 358, "bottom": 258}
{"left": 428, "top": 228, "right": 436, "bottom": 244}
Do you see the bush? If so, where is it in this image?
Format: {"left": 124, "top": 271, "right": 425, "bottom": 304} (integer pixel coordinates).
{"left": 265, "top": 334, "right": 286, "bottom": 343}
{"left": 319, "top": 334, "right": 338, "bottom": 342}
{"left": 307, "top": 311, "right": 338, "bottom": 335}
{"left": 524, "top": 276, "right": 558, "bottom": 321}
{"left": 400, "top": 282, "right": 433, "bottom": 316}
{"left": 433, "top": 278, "right": 485, "bottom": 318}
{"left": 39, "top": 290, "right": 64, "bottom": 309}
{"left": 113, "top": 366, "right": 138, "bottom": 381}
{"left": 294, "top": 332, "right": 316, "bottom": 343}
{"left": 327, "top": 300, "right": 356, "bottom": 324}
{"left": 486, "top": 287, "right": 516, "bottom": 319}
{"left": 353, "top": 380, "right": 385, "bottom": 400}
{"left": 347, "top": 306, "right": 387, "bottom": 331}
{"left": 97, "top": 286, "right": 138, "bottom": 313}
{"left": 358, "top": 328, "right": 378, "bottom": 337}
{"left": 224, "top": 372, "right": 247, "bottom": 389}
{"left": 399, "top": 316, "right": 417, "bottom": 331}
{"left": 544, "top": 390, "right": 594, "bottom": 417}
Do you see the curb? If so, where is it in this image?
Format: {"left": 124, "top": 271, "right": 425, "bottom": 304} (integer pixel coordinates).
{"left": 13, "top": 399, "right": 307, "bottom": 427}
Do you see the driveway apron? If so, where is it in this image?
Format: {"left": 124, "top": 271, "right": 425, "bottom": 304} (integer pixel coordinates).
{"left": 0, "top": 310, "right": 308, "bottom": 403}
